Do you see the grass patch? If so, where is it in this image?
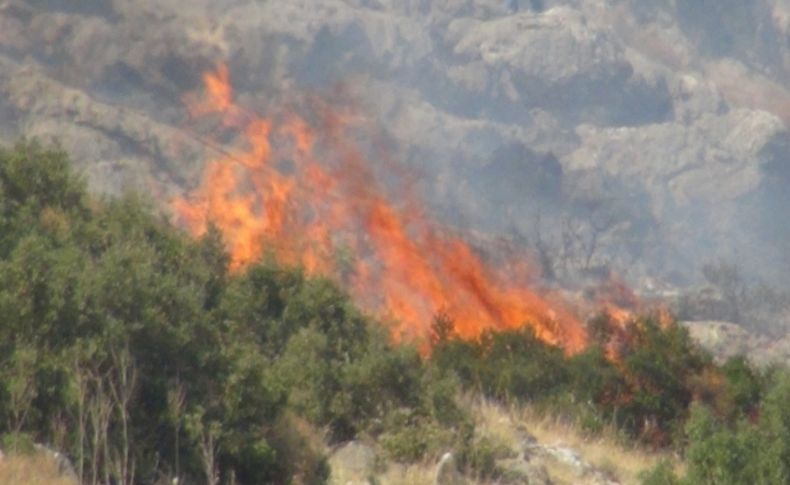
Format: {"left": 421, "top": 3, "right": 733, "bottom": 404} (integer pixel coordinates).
{"left": 0, "top": 453, "right": 77, "bottom": 485}
{"left": 470, "top": 398, "right": 682, "bottom": 485}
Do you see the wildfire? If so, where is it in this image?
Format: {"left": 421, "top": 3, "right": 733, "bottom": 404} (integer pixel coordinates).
{"left": 173, "top": 64, "right": 589, "bottom": 352}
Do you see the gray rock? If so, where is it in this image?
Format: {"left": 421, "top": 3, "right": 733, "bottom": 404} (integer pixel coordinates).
{"left": 682, "top": 320, "right": 790, "bottom": 367}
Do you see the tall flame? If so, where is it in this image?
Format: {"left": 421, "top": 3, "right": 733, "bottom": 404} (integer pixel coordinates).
{"left": 173, "top": 65, "right": 588, "bottom": 352}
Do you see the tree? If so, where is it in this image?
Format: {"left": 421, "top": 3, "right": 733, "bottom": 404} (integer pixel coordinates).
{"left": 2, "top": 346, "right": 38, "bottom": 441}
{"left": 185, "top": 408, "right": 220, "bottom": 485}
{"left": 683, "top": 404, "right": 760, "bottom": 485}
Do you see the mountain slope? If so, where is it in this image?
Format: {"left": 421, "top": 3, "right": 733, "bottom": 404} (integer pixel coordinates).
{"left": 1, "top": 0, "right": 789, "bottom": 284}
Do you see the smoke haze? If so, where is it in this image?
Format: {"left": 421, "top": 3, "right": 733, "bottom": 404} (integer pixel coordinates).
{"left": 1, "top": 0, "right": 790, "bottom": 294}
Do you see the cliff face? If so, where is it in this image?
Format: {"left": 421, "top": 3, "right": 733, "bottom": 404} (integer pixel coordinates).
{"left": 1, "top": 0, "right": 789, "bottom": 286}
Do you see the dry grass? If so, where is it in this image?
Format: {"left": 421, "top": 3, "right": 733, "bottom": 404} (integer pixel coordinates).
{"left": 0, "top": 453, "right": 77, "bottom": 485}
{"left": 327, "top": 455, "right": 436, "bottom": 485}
{"left": 471, "top": 398, "right": 682, "bottom": 485}
{"left": 376, "top": 461, "right": 437, "bottom": 485}
{"left": 329, "top": 397, "right": 683, "bottom": 485}
{"left": 328, "top": 399, "right": 683, "bottom": 484}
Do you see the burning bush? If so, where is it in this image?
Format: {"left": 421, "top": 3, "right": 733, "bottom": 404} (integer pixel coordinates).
{"left": 1, "top": 140, "right": 786, "bottom": 485}
{"left": 173, "top": 64, "right": 589, "bottom": 353}
{"left": 0, "top": 140, "right": 491, "bottom": 483}
{"left": 431, "top": 312, "right": 736, "bottom": 447}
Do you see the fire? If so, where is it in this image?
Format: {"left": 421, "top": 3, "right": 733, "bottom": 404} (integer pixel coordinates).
{"left": 187, "top": 63, "right": 234, "bottom": 116}
{"left": 173, "top": 64, "right": 588, "bottom": 352}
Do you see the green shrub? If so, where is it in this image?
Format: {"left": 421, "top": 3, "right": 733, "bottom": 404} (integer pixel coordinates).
{"left": 457, "top": 434, "right": 513, "bottom": 480}
{"left": 616, "top": 317, "right": 711, "bottom": 442}
{"left": 379, "top": 410, "right": 458, "bottom": 463}
{"left": 639, "top": 460, "right": 680, "bottom": 485}
{"left": 1, "top": 432, "right": 36, "bottom": 455}
{"left": 567, "top": 345, "right": 626, "bottom": 420}
{"left": 716, "top": 356, "right": 764, "bottom": 421}
{"left": 651, "top": 371, "right": 790, "bottom": 485}
{"left": 0, "top": 141, "right": 446, "bottom": 483}
{"left": 433, "top": 326, "right": 571, "bottom": 402}
{"left": 683, "top": 404, "right": 761, "bottom": 485}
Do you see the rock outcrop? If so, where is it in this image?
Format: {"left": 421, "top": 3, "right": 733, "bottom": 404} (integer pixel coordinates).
{"left": 683, "top": 320, "right": 790, "bottom": 367}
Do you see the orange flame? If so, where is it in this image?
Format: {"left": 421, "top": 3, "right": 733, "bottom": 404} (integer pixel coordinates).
{"left": 189, "top": 63, "right": 234, "bottom": 116}
{"left": 173, "top": 64, "right": 588, "bottom": 353}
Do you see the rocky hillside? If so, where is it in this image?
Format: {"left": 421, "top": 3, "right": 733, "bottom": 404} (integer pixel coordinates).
{"left": 328, "top": 399, "right": 677, "bottom": 485}
{"left": 682, "top": 319, "right": 790, "bottom": 368}
{"left": 1, "top": 0, "right": 789, "bottom": 287}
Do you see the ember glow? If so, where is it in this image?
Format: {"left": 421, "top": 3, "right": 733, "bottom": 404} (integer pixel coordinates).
{"left": 173, "top": 64, "right": 588, "bottom": 352}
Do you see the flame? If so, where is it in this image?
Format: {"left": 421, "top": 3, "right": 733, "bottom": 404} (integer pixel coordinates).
{"left": 188, "top": 63, "right": 234, "bottom": 116}
{"left": 173, "top": 64, "right": 588, "bottom": 353}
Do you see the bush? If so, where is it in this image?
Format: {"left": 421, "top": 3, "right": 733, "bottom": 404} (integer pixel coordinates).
{"left": 379, "top": 410, "right": 460, "bottom": 463}
{"left": 640, "top": 460, "right": 680, "bottom": 485}
{"left": 644, "top": 371, "right": 790, "bottom": 484}
{"left": 615, "top": 317, "right": 711, "bottom": 443}
{"left": 717, "top": 356, "right": 764, "bottom": 421}
{"left": 432, "top": 313, "right": 717, "bottom": 445}
{"left": 0, "top": 141, "right": 474, "bottom": 483}
{"left": 683, "top": 404, "right": 760, "bottom": 484}
{"left": 457, "top": 435, "right": 505, "bottom": 480}
{"left": 432, "top": 325, "right": 571, "bottom": 402}
{"left": 567, "top": 345, "right": 626, "bottom": 419}
{"left": 1, "top": 432, "right": 36, "bottom": 455}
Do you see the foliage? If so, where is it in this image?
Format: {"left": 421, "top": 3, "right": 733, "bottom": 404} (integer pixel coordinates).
{"left": 682, "top": 404, "right": 760, "bottom": 484}
{"left": 639, "top": 460, "right": 680, "bottom": 485}
{"left": 717, "top": 356, "right": 763, "bottom": 420}
{"left": 7, "top": 141, "right": 790, "bottom": 484}
{"left": 0, "top": 141, "right": 468, "bottom": 484}
{"left": 432, "top": 324, "right": 573, "bottom": 402}
{"left": 432, "top": 312, "right": 717, "bottom": 446}
{"left": 1, "top": 432, "right": 36, "bottom": 455}
{"left": 615, "top": 318, "right": 710, "bottom": 443}
{"left": 640, "top": 370, "right": 790, "bottom": 485}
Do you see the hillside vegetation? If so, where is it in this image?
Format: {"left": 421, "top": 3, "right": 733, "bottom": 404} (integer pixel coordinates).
{"left": 1, "top": 141, "right": 790, "bottom": 484}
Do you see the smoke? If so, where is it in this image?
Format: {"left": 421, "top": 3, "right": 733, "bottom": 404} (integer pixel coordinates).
{"left": 1, "top": 0, "right": 790, "bottom": 303}
{"left": 172, "top": 64, "right": 597, "bottom": 350}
